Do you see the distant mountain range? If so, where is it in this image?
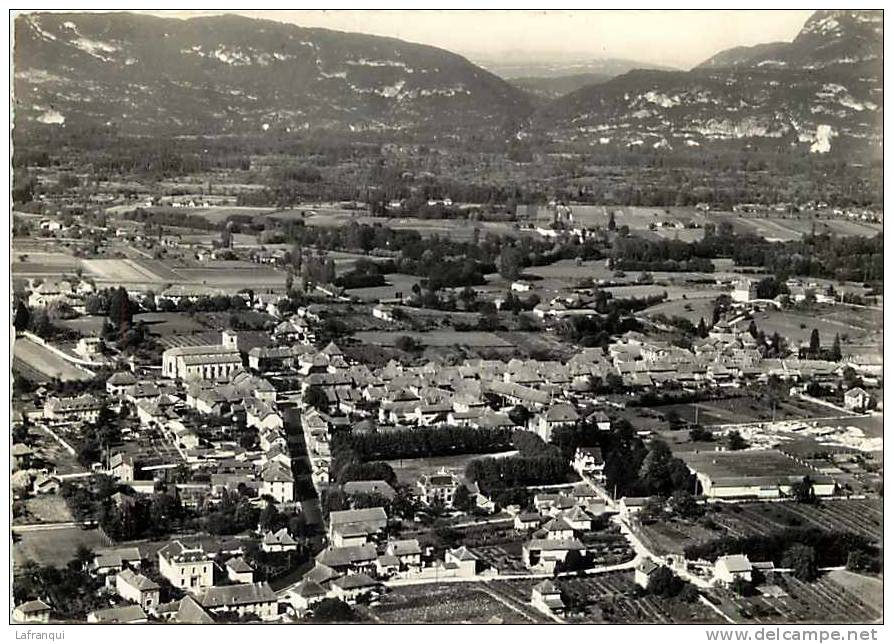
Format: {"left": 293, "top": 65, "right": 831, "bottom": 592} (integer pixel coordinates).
{"left": 541, "top": 10, "right": 882, "bottom": 156}
{"left": 508, "top": 74, "right": 613, "bottom": 102}
{"left": 14, "top": 12, "right": 532, "bottom": 138}
{"left": 13, "top": 10, "right": 883, "bottom": 156}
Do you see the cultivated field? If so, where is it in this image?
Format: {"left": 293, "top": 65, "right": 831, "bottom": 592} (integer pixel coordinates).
{"left": 13, "top": 336, "right": 95, "bottom": 382}
{"left": 655, "top": 394, "right": 831, "bottom": 427}
{"left": 555, "top": 571, "right": 723, "bottom": 624}
{"left": 707, "top": 499, "right": 882, "bottom": 542}
{"left": 635, "top": 499, "right": 882, "bottom": 557}
{"left": 81, "top": 258, "right": 171, "bottom": 284}
{"left": 369, "top": 582, "right": 539, "bottom": 623}
{"left": 11, "top": 251, "right": 81, "bottom": 277}
{"left": 714, "top": 572, "right": 881, "bottom": 623}
{"left": 736, "top": 307, "right": 881, "bottom": 347}
{"left": 12, "top": 526, "right": 109, "bottom": 569}
{"left": 644, "top": 297, "right": 718, "bottom": 324}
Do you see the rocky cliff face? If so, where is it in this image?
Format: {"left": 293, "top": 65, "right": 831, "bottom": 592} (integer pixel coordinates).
{"left": 14, "top": 12, "right": 532, "bottom": 137}
{"left": 538, "top": 10, "right": 882, "bottom": 156}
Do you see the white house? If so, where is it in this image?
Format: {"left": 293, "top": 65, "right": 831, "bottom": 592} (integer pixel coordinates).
{"left": 844, "top": 387, "right": 871, "bottom": 412}
{"left": 635, "top": 558, "right": 659, "bottom": 588}
{"left": 157, "top": 541, "right": 214, "bottom": 591}
{"left": 531, "top": 580, "right": 565, "bottom": 615}
{"left": 714, "top": 554, "right": 753, "bottom": 585}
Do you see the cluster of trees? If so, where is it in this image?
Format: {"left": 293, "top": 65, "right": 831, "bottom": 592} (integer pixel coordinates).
{"left": 646, "top": 566, "right": 700, "bottom": 602}
{"left": 330, "top": 426, "right": 514, "bottom": 463}
{"left": 556, "top": 312, "right": 643, "bottom": 348}
{"left": 123, "top": 207, "right": 219, "bottom": 231}
{"left": 200, "top": 489, "right": 262, "bottom": 535}
{"left": 13, "top": 553, "right": 105, "bottom": 620}
{"left": 684, "top": 527, "right": 877, "bottom": 576}
{"left": 60, "top": 475, "right": 185, "bottom": 540}
{"left": 334, "top": 258, "right": 387, "bottom": 289}
{"left": 733, "top": 234, "right": 883, "bottom": 284}
{"left": 156, "top": 293, "right": 250, "bottom": 313}
{"left": 465, "top": 454, "right": 570, "bottom": 496}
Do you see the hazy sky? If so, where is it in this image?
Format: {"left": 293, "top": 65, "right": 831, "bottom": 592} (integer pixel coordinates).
{"left": 149, "top": 9, "right": 814, "bottom": 70}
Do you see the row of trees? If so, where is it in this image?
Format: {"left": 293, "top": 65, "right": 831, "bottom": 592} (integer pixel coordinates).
{"left": 330, "top": 426, "right": 514, "bottom": 463}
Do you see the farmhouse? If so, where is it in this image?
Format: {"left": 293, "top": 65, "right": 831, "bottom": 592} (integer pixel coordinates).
{"left": 844, "top": 387, "right": 871, "bottom": 412}
{"left": 714, "top": 554, "right": 754, "bottom": 585}
{"left": 522, "top": 538, "right": 586, "bottom": 573}
{"left": 316, "top": 544, "right": 378, "bottom": 575}
{"left": 536, "top": 403, "right": 579, "bottom": 442}
{"left": 679, "top": 449, "right": 837, "bottom": 500}
{"left": 43, "top": 393, "right": 101, "bottom": 422}
{"left": 635, "top": 558, "right": 659, "bottom": 588}
{"left": 343, "top": 479, "right": 397, "bottom": 501}
{"left": 226, "top": 557, "right": 256, "bottom": 583}
{"left": 329, "top": 507, "right": 388, "bottom": 547}
{"left": 115, "top": 569, "right": 161, "bottom": 611}
{"left": 330, "top": 573, "right": 380, "bottom": 604}
{"left": 13, "top": 600, "right": 52, "bottom": 624}
{"left": 531, "top": 580, "right": 565, "bottom": 615}
{"left": 198, "top": 582, "right": 278, "bottom": 621}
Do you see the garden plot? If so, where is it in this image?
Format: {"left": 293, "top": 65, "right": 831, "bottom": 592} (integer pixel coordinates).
{"left": 558, "top": 572, "right": 722, "bottom": 624}
{"left": 370, "top": 583, "right": 538, "bottom": 624}
{"left": 720, "top": 573, "right": 880, "bottom": 624}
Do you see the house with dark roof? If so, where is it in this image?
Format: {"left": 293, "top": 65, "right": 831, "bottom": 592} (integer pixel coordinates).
{"left": 536, "top": 403, "right": 579, "bottom": 442}
{"left": 385, "top": 539, "right": 422, "bottom": 571}
{"left": 286, "top": 579, "right": 328, "bottom": 614}
{"left": 226, "top": 557, "right": 256, "bottom": 584}
{"left": 198, "top": 582, "right": 278, "bottom": 621}
{"left": 330, "top": 573, "right": 380, "bottom": 604}
{"left": 316, "top": 544, "right": 378, "bottom": 575}
{"left": 343, "top": 479, "right": 397, "bottom": 502}
{"left": 115, "top": 569, "right": 160, "bottom": 611}
{"left": 173, "top": 596, "right": 215, "bottom": 624}
{"left": 87, "top": 604, "right": 148, "bottom": 624}
{"left": 635, "top": 558, "right": 659, "bottom": 588}
{"left": 328, "top": 507, "right": 388, "bottom": 547}
{"left": 444, "top": 546, "right": 478, "bottom": 577}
